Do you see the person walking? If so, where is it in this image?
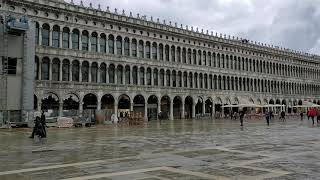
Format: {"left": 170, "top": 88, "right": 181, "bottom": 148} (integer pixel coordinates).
{"left": 265, "top": 111, "right": 270, "bottom": 126}
{"left": 29, "top": 116, "right": 45, "bottom": 139}
{"left": 40, "top": 111, "right": 47, "bottom": 138}
{"left": 280, "top": 111, "right": 286, "bottom": 122}
{"left": 239, "top": 110, "right": 245, "bottom": 126}
{"left": 300, "top": 112, "right": 304, "bottom": 121}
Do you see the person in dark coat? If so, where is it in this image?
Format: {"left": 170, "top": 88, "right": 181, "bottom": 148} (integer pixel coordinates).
{"left": 239, "top": 110, "right": 245, "bottom": 126}
{"left": 40, "top": 112, "right": 47, "bottom": 138}
{"left": 300, "top": 112, "right": 304, "bottom": 121}
{"left": 30, "top": 116, "right": 45, "bottom": 138}
{"left": 265, "top": 111, "right": 270, "bottom": 126}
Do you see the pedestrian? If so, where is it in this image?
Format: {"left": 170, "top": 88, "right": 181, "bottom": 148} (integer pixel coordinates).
{"left": 239, "top": 110, "right": 245, "bottom": 126}
{"left": 265, "top": 111, "right": 270, "bottom": 126}
{"left": 317, "top": 113, "right": 320, "bottom": 124}
{"left": 29, "top": 116, "right": 45, "bottom": 139}
{"left": 300, "top": 112, "right": 304, "bottom": 121}
{"left": 280, "top": 111, "right": 286, "bottom": 122}
{"left": 307, "top": 110, "right": 310, "bottom": 121}
{"left": 40, "top": 111, "right": 47, "bottom": 138}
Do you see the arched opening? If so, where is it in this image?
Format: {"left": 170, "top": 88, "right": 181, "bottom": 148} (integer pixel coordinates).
{"left": 41, "top": 57, "right": 50, "bottom": 80}
{"left": 52, "top": 25, "right": 60, "bottom": 48}
{"left": 215, "top": 97, "right": 223, "bottom": 118}
{"left": 83, "top": 94, "right": 97, "bottom": 110}
{"left": 72, "top": 60, "right": 80, "bottom": 82}
{"left": 116, "top": 36, "right": 122, "bottom": 55}
{"left": 72, "top": 29, "right": 79, "bottom": 50}
{"left": 101, "top": 94, "right": 115, "bottom": 121}
{"left": 173, "top": 96, "right": 182, "bottom": 119}
{"left": 62, "top": 59, "right": 70, "bottom": 81}
{"left": 81, "top": 30, "right": 89, "bottom": 51}
{"left": 161, "top": 96, "right": 170, "bottom": 119}
{"left": 118, "top": 94, "right": 130, "bottom": 118}
{"left": 52, "top": 58, "right": 60, "bottom": 81}
{"left": 100, "top": 63, "right": 107, "bottom": 83}
{"left": 63, "top": 94, "right": 80, "bottom": 116}
{"left": 42, "top": 24, "right": 50, "bottom": 46}
{"left": 91, "top": 32, "right": 98, "bottom": 52}
{"left": 195, "top": 98, "right": 203, "bottom": 116}
{"left": 83, "top": 94, "right": 97, "bottom": 123}
{"left": 100, "top": 33, "right": 106, "bottom": 53}
{"left": 147, "top": 95, "right": 158, "bottom": 121}
{"left": 41, "top": 94, "right": 59, "bottom": 117}
{"left": 205, "top": 99, "right": 213, "bottom": 116}
{"left": 81, "top": 61, "right": 89, "bottom": 82}
{"left": 185, "top": 96, "right": 193, "bottom": 119}
{"left": 133, "top": 95, "right": 145, "bottom": 117}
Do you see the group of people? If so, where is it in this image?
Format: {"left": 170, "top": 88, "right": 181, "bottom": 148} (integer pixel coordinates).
{"left": 29, "top": 112, "right": 47, "bottom": 139}
{"left": 303, "top": 108, "right": 320, "bottom": 125}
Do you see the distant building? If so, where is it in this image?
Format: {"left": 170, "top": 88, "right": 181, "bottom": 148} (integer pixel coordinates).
{"left": 0, "top": 0, "right": 320, "bottom": 124}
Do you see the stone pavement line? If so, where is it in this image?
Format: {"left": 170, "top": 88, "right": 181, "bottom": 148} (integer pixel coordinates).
{"left": 61, "top": 166, "right": 231, "bottom": 180}
{"left": 0, "top": 156, "right": 138, "bottom": 176}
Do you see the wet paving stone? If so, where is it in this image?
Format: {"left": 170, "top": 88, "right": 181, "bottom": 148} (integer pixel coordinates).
{"left": 0, "top": 118, "right": 320, "bottom": 179}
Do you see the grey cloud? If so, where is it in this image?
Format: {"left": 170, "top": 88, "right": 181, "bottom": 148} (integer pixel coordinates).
{"left": 70, "top": 0, "right": 320, "bottom": 54}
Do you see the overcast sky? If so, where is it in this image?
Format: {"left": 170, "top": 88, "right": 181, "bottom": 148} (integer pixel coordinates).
{"left": 69, "top": 0, "right": 320, "bottom": 54}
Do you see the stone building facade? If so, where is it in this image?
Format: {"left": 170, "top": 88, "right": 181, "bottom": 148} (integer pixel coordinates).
{"left": 1, "top": 0, "right": 320, "bottom": 122}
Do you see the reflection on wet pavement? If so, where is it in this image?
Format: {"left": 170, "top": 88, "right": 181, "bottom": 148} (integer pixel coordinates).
{"left": 0, "top": 117, "right": 319, "bottom": 179}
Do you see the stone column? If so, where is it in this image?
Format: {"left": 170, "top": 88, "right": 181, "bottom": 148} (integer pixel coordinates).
{"left": 106, "top": 65, "right": 109, "bottom": 83}
{"left": 38, "top": 61, "right": 42, "bottom": 80}
{"left": 192, "top": 103, "right": 196, "bottom": 119}
{"left": 97, "top": 34, "right": 101, "bottom": 52}
{"left": 69, "top": 28, "right": 72, "bottom": 49}
{"left": 144, "top": 103, "right": 148, "bottom": 121}
{"left": 79, "top": 63, "right": 82, "bottom": 82}
{"left": 144, "top": 68, "right": 147, "bottom": 86}
{"left": 212, "top": 104, "right": 215, "bottom": 118}
{"left": 49, "top": 29, "right": 53, "bottom": 47}
{"left": 123, "top": 69, "right": 126, "bottom": 85}
{"left": 202, "top": 101, "right": 205, "bottom": 116}
{"left": 49, "top": 60, "right": 52, "bottom": 80}
{"left": 130, "top": 100, "right": 134, "bottom": 111}
{"left": 79, "top": 31, "right": 82, "bottom": 51}
{"left": 169, "top": 46, "right": 172, "bottom": 62}
{"left": 114, "top": 101, "right": 118, "bottom": 119}
{"left": 88, "top": 64, "right": 92, "bottom": 82}
{"left": 59, "top": 61, "right": 63, "bottom": 81}
{"left": 157, "top": 71, "right": 160, "bottom": 86}
{"left": 151, "top": 68, "right": 154, "bottom": 86}
{"left": 181, "top": 99, "right": 185, "bottom": 119}
{"left": 79, "top": 100, "right": 83, "bottom": 117}
{"left": 97, "top": 64, "right": 100, "bottom": 83}
{"left": 114, "top": 66, "right": 118, "bottom": 84}
{"left": 97, "top": 99, "right": 101, "bottom": 111}
{"left": 170, "top": 99, "right": 174, "bottom": 120}
{"left": 170, "top": 71, "right": 173, "bottom": 88}
{"left": 59, "top": 30, "right": 63, "bottom": 48}
{"left": 59, "top": 102, "right": 63, "bottom": 117}
{"left": 137, "top": 66, "right": 140, "bottom": 85}
{"left": 38, "top": 25, "right": 42, "bottom": 46}
{"left": 69, "top": 62, "right": 72, "bottom": 81}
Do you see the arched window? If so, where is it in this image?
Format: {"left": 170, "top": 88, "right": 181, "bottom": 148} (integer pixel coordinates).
{"left": 116, "top": 36, "right": 122, "bottom": 55}
{"left": 108, "top": 35, "right": 114, "bottom": 54}
{"left": 153, "top": 69, "right": 158, "bottom": 86}
{"left": 72, "top": 60, "right": 80, "bottom": 81}
{"left": 100, "top": 34, "right": 106, "bottom": 53}
{"left": 125, "top": 66, "right": 130, "bottom": 84}
{"left": 188, "top": 73, "right": 193, "bottom": 88}
{"left": 146, "top": 41, "right": 151, "bottom": 59}
{"left": 165, "top": 45, "right": 170, "bottom": 61}
{"left": 184, "top": 72, "right": 187, "bottom": 87}
{"left": 41, "top": 57, "right": 50, "bottom": 80}
{"left": 117, "top": 65, "right": 123, "bottom": 84}
{"left": 177, "top": 47, "right": 181, "bottom": 63}
{"left": 172, "top": 71, "right": 176, "bottom": 87}
{"left": 81, "top": 31, "right": 89, "bottom": 51}
{"left": 199, "top": 74, "right": 203, "bottom": 88}
{"left": 171, "top": 46, "right": 175, "bottom": 62}
{"left": 100, "top": 63, "right": 106, "bottom": 83}
{"left": 72, "top": 29, "right": 79, "bottom": 50}
{"left": 132, "top": 39, "right": 137, "bottom": 57}
{"left": 194, "top": 73, "right": 198, "bottom": 88}
{"left": 52, "top": 25, "right": 60, "bottom": 48}
{"left": 35, "top": 22, "right": 39, "bottom": 45}
{"left": 208, "top": 52, "right": 212, "bottom": 67}
{"left": 35, "top": 57, "right": 39, "bottom": 80}
{"left": 133, "top": 66, "right": 138, "bottom": 85}
{"left": 124, "top": 37, "right": 130, "bottom": 56}
{"left": 82, "top": 61, "right": 89, "bottom": 82}
{"left": 62, "top": 27, "right": 70, "bottom": 49}
{"left": 166, "top": 70, "right": 171, "bottom": 87}
{"left": 188, "top": 49, "right": 192, "bottom": 64}
{"left": 203, "top": 51, "right": 207, "bottom": 66}
{"left": 91, "top": 32, "right": 98, "bottom": 52}
{"left": 182, "top": 48, "right": 186, "bottom": 63}
{"left": 193, "top": 50, "right": 197, "bottom": 65}
{"left": 147, "top": 68, "right": 152, "bottom": 85}
{"left": 91, "top": 62, "right": 98, "bottom": 83}
{"left": 108, "top": 64, "right": 115, "bottom": 84}
{"left": 42, "top": 24, "right": 50, "bottom": 46}
{"left": 140, "top": 67, "right": 145, "bottom": 85}
{"left": 178, "top": 71, "right": 182, "bottom": 87}
{"left": 198, "top": 50, "right": 202, "bottom": 65}
{"left": 160, "top": 70, "right": 165, "bottom": 86}
{"left": 52, "top": 58, "right": 60, "bottom": 81}
{"left": 204, "top": 74, "right": 208, "bottom": 89}
{"left": 152, "top": 42, "right": 157, "bottom": 60}
{"left": 139, "top": 40, "right": 144, "bottom": 58}
{"left": 62, "top": 59, "right": 70, "bottom": 81}
{"left": 159, "top": 44, "right": 164, "bottom": 60}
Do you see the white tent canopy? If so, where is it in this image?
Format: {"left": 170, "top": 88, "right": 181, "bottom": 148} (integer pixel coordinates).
{"left": 222, "top": 97, "right": 260, "bottom": 108}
